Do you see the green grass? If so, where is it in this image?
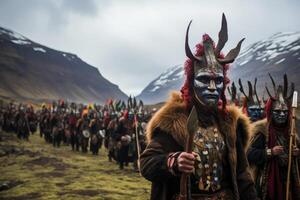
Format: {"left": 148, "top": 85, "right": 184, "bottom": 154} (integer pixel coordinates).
{"left": 0, "top": 131, "right": 151, "bottom": 200}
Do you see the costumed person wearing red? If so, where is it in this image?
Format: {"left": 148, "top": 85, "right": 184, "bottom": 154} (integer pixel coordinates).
{"left": 247, "top": 74, "right": 300, "bottom": 199}
{"left": 140, "top": 14, "right": 258, "bottom": 200}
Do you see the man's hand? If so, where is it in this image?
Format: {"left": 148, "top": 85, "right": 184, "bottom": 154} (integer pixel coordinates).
{"left": 177, "top": 152, "right": 196, "bottom": 174}
{"left": 271, "top": 146, "right": 284, "bottom": 156}
{"left": 293, "top": 147, "right": 300, "bottom": 157}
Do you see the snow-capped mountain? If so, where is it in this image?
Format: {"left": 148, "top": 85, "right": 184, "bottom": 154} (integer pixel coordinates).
{"left": 230, "top": 32, "right": 300, "bottom": 96}
{"left": 137, "top": 65, "right": 184, "bottom": 104}
{"left": 0, "top": 27, "right": 128, "bottom": 103}
{"left": 235, "top": 32, "right": 300, "bottom": 68}
{"left": 138, "top": 32, "right": 300, "bottom": 104}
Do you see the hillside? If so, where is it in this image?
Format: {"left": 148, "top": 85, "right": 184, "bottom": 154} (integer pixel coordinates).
{"left": 0, "top": 27, "right": 127, "bottom": 104}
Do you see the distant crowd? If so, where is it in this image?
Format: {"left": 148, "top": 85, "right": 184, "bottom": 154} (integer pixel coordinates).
{"left": 0, "top": 98, "right": 154, "bottom": 171}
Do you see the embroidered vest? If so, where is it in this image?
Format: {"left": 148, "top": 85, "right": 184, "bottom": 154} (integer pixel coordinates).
{"left": 192, "top": 126, "right": 226, "bottom": 193}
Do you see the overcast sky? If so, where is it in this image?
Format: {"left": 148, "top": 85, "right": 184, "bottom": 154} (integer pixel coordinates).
{"left": 0, "top": 0, "right": 299, "bottom": 95}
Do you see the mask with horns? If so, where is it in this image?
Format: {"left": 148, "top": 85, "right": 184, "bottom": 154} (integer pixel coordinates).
{"left": 183, "top": 13, "right": 245, "bottom": 109}
{"left": 265, "top": 73, "right": 294, "bottom": 125}
{"left": 239, "top": 78, "right": 264, "bottom": 121}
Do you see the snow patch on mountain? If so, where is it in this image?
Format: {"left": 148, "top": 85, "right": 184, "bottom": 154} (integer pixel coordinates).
{"left": 33, "top": 47, "right": 46, "bottom": 53}
{"left": 149, "top": 64, "right": 182, "bottom": 92}
{"left": 236, "top": 32, "right": 300, "bottom": 67}
{"left": 275, "top": 58, "right": 285, "bottom": 64}
{"left": 11, "top": 39, "right": 31, "bottom": 45}
{"left": 0, "top": 27, "right": 32, "bottom": 45}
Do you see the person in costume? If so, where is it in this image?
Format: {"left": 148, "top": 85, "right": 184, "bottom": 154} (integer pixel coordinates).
{"left": 76, "top": 110, "right": 90, "bottom": 153}
{"left": 247, "top": 74, "right": 300, "bottom": 200}
{"left": 116, "top": 110, "right": 133, "bottom": 169}
{"left": 238, "top": 78, "right": 265, "bottom": 122}
{"left": 140, "top": 14, "right": 257, "bottom": 200}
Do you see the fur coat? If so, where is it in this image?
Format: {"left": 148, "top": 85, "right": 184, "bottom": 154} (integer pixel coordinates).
{"left": 247, "top": 118, "right": 300, "bottom": 200}
{"left": 140, "top": 92, "right": 257, "bottom": 200}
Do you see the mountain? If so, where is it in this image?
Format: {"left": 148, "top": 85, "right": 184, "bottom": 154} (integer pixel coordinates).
{"left": 138, "top": 32, "right": 300, "bottom": 104}
{"left": 0, "top": 27, "right": 127, "bottom": 104}
{"left": 137, "top": 65, "right": 184, "bottom": 104}
{"left": 230, "top": 32, "right": 300, "bottom": 96}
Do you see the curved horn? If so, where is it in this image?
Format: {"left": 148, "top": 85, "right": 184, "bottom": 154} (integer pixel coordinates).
{"left": 283, "top": 74, "right": 288, "bottom": 98}
{"left": 215, "top": 13, "right": 228, "bottom": 56}
{"left": 253, "top": 78, "right": 257, "bottom": 95}
{"left": 288, "top": 82, "right": 295, "bottom": 100}
{"left": 232, "top": 82, "right": 237, "bottom": 99}
{"left": 218, "top": 38, "right": 245, "bottom": 64}
{"left": 247, "top": 81, "right": 254, "bottom": 102}
{"left": 265, "top": 84, "right": 273, "bottom": 99}
{"left": 185, "top": 20, "right": 196, "bottom": 60}
{"left": 268, "top": 73, "right": 277, "bottom": 94}
{"left": 254, "top": 78, "right": 261, "bottom": 108}
{"left": 227, "top": 87, "right": 232, "bottom": 96}
{"left": 238, "top": 79, "right": 249, "bottom": 101}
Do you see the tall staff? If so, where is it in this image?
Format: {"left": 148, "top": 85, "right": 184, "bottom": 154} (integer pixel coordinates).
{"left": 134, "top": 114, "right": 141, "bottom": 172}
{"left": 286, "top": 91, "right": 298, "bottom": 200}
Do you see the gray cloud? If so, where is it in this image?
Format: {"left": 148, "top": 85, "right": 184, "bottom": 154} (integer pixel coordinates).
{"left": 61, "top": 0, "right": 99, "bottom": 16}
{"left": 0, "top": 0, "right": 100, "bottom": 32}
{"left": 0, "top": 0, "right": 299, "bottom": 95}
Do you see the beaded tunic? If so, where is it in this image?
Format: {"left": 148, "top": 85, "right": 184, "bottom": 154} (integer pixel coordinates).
{"left": 192, "top": 126, "right": 226, "bottom": 193}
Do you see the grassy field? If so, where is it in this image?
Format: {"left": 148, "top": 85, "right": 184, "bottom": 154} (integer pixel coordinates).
{"left": 0, "top": 131, "right": 151, "bottom": 200}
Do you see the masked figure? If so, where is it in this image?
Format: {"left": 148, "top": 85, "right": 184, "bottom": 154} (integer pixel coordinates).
{"left": 16, "top": 107, "right": 30, "bottom": 140}
{"left": 51, "top": 111, "right": 64, "bottom": 147}
{"left": 68, "top": 111, "right": 80, "bottom": 151}
{"left": 140, "top": 14, "right": 257, "bottom": 200}
{"left": 239, "top": 78, "right": 265, "bottom": 122}
{"left": 77, "top": 112, "right": 90, "bottom": 153}
{"left": 247, "top": 74, "right": 300, "bottom": 200}
{"left": 89, "top": 112, "right": 103, "bottom": 155}
{"left": 106, "top": 112, "right": 119, "bottom": 162}
{"left": 116, "top": 111, "right": 133, "bottom": 169}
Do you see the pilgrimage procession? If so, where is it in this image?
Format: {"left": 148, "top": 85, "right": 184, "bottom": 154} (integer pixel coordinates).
{"left": 0, "top": 97, "right": 149, "bottom": 171}
{"left": 0, "top": 1, "right": 300, "bottom": 199}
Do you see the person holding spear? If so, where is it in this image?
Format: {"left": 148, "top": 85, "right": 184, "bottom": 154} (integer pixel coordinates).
{"left": 140, "top": 14, "right": 257, "bottom": 200}
{"left": 247, "top": 74, "right": 300, "bottom": 200}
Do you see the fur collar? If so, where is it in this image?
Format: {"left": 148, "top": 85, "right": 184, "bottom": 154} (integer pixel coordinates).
{"left": 146, "top": 91, "right": 251, "bottom": 149}
{"left": 251, "top": 118, "right": 268, "bottom": 136}
{"left": 248, "top": 118, "right": 268, "bottom": 145}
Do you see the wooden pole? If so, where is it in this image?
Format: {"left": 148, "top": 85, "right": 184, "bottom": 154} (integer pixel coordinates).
{"left": 286, "top": 91, "right": 298, "bottom": 200}
{"left": 134, "top": 114, "right": 141, "bottom": 173}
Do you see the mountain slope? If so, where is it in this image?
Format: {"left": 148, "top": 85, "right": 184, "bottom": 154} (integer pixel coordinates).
{"left": 230, "top": 32, "right": 300, "bottom": 96}
{"left": 137, "top": 65, "right": 184, "bottom": 104}
{"left": 138, "top": 32, "right": 300, "bottom": 104}
{"left": 0, "top": 27, "right": 127, "bottom": 103}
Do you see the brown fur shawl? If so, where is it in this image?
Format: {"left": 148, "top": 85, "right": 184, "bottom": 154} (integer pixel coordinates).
{"left": 249, "top": 118, "right": 268, "bottom": 145}
{"left": 247, "top": 118, "right": 268, "bottom": 182}
{"left": 146, "top": 91, "right": 252, "bottom": 150}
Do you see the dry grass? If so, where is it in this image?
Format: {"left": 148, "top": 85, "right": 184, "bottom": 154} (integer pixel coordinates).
{"left": 0, "top": 131, "right": 151, "bottom": 200}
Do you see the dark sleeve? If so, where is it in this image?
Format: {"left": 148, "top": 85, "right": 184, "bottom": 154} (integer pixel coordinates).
{"left": 236, "top": 120, "right": 258, "bottom": 200}
{"left": 247, "top": 133, "right": 267, "bottom": 166}
{"left": 140, "top": 128, "right": 182, "bottom": 182}
{"left": 115, "top": 123, "right": 123, "bottom": 140}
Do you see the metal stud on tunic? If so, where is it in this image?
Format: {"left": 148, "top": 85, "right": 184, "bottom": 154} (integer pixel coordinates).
{"left": 193, "top": 126, "right": 225, "bottom": 193}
